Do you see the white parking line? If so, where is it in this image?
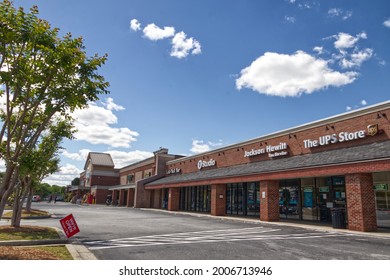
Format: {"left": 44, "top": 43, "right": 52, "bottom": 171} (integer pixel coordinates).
{"left": 85, "top": 227, "right": 353, "bottom": 251}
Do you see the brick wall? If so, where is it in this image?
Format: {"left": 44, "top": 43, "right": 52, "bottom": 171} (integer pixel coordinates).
{"left": 168, "top": 188, "right": 180, "bottom": 211}
{"left": 90, "top": 175, "right": 119, "bottom": 186}
{"left": 345, "top": 173, "right": 377, "bottom": 232}
{"left": 166, "top": 109, "right": 390, "bottom": 174}
{"left": 260, "top": 180, "right": 280, "bottom": 222}
{"left": 211, "top": 184, "right": 226, "bottom": 216}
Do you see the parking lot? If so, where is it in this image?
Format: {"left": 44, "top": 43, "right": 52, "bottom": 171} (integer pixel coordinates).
{"left": 6, "top": 202, "right": 390, "bottom": 260}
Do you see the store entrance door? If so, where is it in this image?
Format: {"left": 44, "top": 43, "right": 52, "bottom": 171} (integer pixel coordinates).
{"left": 316, "top": 176, "right": 346, "bottom": 224}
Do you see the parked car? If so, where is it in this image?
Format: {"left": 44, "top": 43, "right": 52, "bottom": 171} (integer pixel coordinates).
{"left": 32, "top": 195, "right": 41, "bottom": 202}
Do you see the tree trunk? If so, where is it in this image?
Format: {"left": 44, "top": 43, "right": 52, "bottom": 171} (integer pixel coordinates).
{"left": 25, "top": 186, "right": 33, "bottom": 213}
{"left": 0, "top": 165, "right": 18, "bottom": 219}
{"left": 10, "top": 180, "right": 28, "bottom": 227}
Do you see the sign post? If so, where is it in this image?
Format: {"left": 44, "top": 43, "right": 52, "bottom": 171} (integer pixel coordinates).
{"left": 59, "top": 214, "right": 80, "bottom": 238}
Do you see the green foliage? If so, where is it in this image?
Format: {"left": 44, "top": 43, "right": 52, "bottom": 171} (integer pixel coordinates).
{"left": 0, "top": 0, "right": 109, "bottom": 215}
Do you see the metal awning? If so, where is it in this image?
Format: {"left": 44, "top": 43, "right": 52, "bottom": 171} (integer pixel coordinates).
{"left": 108, "top": 183, "right": 136, "bottom": 191}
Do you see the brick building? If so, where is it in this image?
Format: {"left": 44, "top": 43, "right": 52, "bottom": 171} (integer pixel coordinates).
{"left": 77, "top": 152, "right": 120, "bottom": 204}
{"left": 146, "top": 101, "right": 390, "bottom": 232}
{"left": 107, "top": 148, "right": 183, "bottom": 208}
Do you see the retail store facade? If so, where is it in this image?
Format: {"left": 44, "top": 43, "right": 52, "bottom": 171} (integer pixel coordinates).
{"left": 146, "top": 101, "right": 390, "bottom": 232}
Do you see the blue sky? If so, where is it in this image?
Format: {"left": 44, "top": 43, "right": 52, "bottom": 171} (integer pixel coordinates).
{"left": 3, "top": 0, "right": 390, "bottom": 185}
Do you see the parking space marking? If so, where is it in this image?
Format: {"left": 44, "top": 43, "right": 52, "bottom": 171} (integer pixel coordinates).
{"left": 85, "top": 226, "right": 353, "bottom": 250}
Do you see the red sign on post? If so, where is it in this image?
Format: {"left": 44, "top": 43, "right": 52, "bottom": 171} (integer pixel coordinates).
{"left": 59, "top": 214, "right": 80, "bottom": 238}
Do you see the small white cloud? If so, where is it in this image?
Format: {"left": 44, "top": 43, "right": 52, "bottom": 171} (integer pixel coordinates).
{"left": 384, "top": 19, "right": 390, "bottom": 28}
{"left": 328, "top": 8, "right": 352, "bottom": 20}
{"left": 190, "top": 139, "right": 223, "bottom": 154}
{"left": 61, "top": 149, "right": 91, "bottom": 161}
{"left": 143, "top": 23, "right": 175, "bottom": 41}
{"left": 130, "top": 19, "right": 141, "bottom": 31}
{"left": 170, "top": 31, "right": 202, "bottom": 59}
{"left": 236, "top": 51, "right": 358, "bottom": 97}
{"left": 107, "top": 150, "right": 154, "bottom": 168}
{"left": 313, "top": 46, "right": 323, "bottom": 55}
{"left": 345, "top": 100, "right": 368, "bottom": 112}
{"left": 284, "top": 16, "right": 296, "bottom": 23}
{"left": 340, "top": 48, "right": 373, "bottom": 68}
{"left": 333, "top": 32, "right": 367, "bottom": 50}
{"left": 131, "top": 20, "right": 201, "bottom": 60}
{"left": 103, "top": 97, "right": 125, "bottom": 111}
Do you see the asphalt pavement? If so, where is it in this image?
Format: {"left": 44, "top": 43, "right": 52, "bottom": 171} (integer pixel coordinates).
{"left": 1, "top": 202, "right": 390, "bottom": 260}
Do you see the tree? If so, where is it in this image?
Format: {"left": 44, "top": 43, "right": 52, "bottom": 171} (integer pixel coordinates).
{"left": 0, "top": 1, "right": 109, "bottom": 219}
{"left": 71, "top": 177, "right": 80, "bottom": 186}
{"left": 10, "top": 119, "right": 72, "bottom": 226}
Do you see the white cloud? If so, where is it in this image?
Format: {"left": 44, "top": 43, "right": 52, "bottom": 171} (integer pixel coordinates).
{"left": 170, "top": 31, "right": 202, "bottom": 59}
{"left": 328, "top": 8, "right": 352, "bottom": 20}
{"left": 131, "top": 19, "right": 201, "bottom": 59}
{"left": 130, "top": 19, "right": 141, "bottom": 31}
{"left": 333, "top": 32, "right": 367, "bottom": 50}
{"left": 284, "top": 16, "right": 296, "bottom": 23}
{"left": 102, "top": 97, "right": 125, "bottom": 111}
{"left": 313, "top": 46, "right": 323, "bottom": 55}
{"left": 61, "top": 149, "right": 91, "bottom": 161}
{"left": 190, "top": 139, "right": 223, "bottom": 154}
{"left": 107, "top": 150, "right": 154, "bottom": 168}
{"left": 384, "top": 19, "right": 390, "bottom": 28}
{"left": 340, "top": 48, "right": 373, "bottom": 68}
{"left": 345, "top": 100, "right": 368, "bottom": 112}
{"left": 72, "top": 98, "right": 139, "bottom": 148}
{"left": 42, "top": 164, "right": 82, "bottom": 186}
{"left": 143, "top": 23, "right": 175, "bottom": 41}
{"left": 236, "top": 51, "right": 358, "bottom": 97}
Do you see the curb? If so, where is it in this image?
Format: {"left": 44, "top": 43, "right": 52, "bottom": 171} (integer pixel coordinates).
{"left": 0, "top": 226, "right": 97, "bottom": 260}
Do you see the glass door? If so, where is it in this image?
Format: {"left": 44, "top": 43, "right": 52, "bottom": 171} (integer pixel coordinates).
{"left": 279, "top": 179, "right": 301, "bottom": 220}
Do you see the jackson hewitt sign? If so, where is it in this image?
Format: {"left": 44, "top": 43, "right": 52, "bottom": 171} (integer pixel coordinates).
{"left": 244, "top": 142, "right": 288, "bottom": 158}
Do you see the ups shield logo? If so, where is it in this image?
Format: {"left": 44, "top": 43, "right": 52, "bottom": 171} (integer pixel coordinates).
{"left": 367, "top": 124, "right": 378, "bottom": 136}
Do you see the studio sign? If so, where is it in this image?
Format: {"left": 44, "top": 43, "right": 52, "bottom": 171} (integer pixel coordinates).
{"left": 303, "top": 124, "right": 379, "bottom": 149}
{"left": 197, "top": 159, "right": 216, "bottom": 170}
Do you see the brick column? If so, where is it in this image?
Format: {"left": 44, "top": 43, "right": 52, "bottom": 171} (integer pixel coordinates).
{"left": 127, "top": 189, "right": 135, "bottom": 207}
{"left": 168, "top": 187, "right": 180, "bottom": 211}
{"left": 260, "top": 180, "right": 280, "bottom": 222}
{"left": 119, "top": 190, "right": 126, "bottom": 206}
{"left": 211, "top": 184, "right": 226, "bottom": 216}
{"left": 345, "top": 173, "right": 377, "bottom": 232}
{"left": 112, "top": 190, "right": 118, "bottom": 206}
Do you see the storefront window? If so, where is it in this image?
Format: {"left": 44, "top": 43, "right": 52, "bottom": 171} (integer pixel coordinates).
{"left": 179, "top": 186, "right": 210, "bottom": 212}
{"left": 373, "top": 172, "right": 390, "bottom": 228}
{"left": 226, "top": 182, "right": 260, "bottom": 216}
{"left": 301, "top": 178, "right": 317, "bottom": 221}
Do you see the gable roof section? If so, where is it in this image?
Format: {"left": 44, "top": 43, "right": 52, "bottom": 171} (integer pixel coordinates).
{"left": 84, "top": 152, "right": 115, "bottom": 170}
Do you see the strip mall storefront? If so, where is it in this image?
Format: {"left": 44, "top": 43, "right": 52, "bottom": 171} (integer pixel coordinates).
{"left": 146, "top": 101, "right": 390, "bottom": 232}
